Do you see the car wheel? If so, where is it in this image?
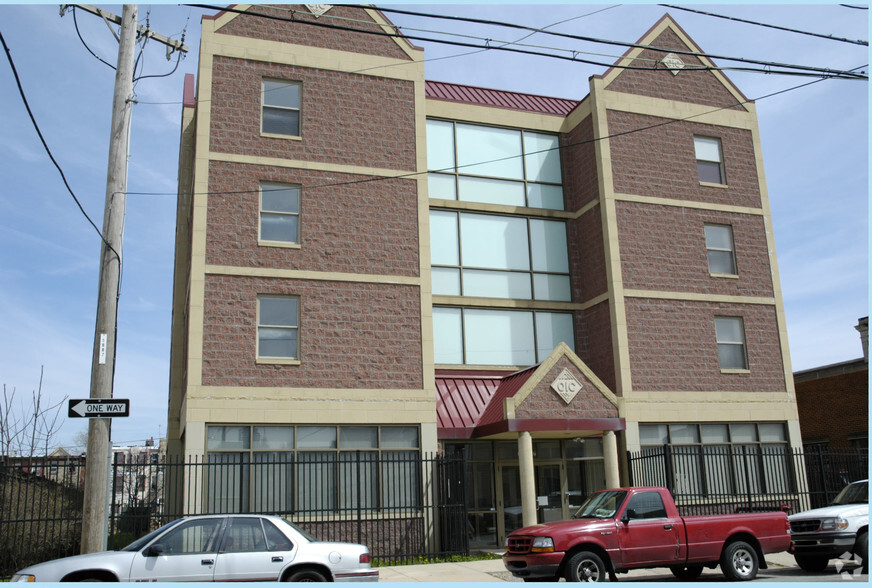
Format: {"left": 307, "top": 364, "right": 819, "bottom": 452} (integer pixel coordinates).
{"left": 720, "top": 540, "right": 758, "bottom": 581}
{"left": 286, "top": 568, "right": 328, "bottom": 582}
{"left": 794, "top": 554, "right": 829, "bottom": 572}
{"left": 855, "top": 531, "right": 868, "bottom": 574}
{"left": 670, "top": 565, "right": 704, "bottom": 580}
{"left": 565, "top": 550, "right": 609, "bottom": 582}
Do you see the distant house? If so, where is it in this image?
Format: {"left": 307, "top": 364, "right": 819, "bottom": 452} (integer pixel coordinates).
{"left": 794, "top": 317, "right": 868, "bottom": 451}
{"left": 1, "top": 447, "right": 86, "bottom": 489}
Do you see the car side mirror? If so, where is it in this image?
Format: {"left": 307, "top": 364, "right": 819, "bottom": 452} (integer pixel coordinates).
{"left": 622, "top": 508, "right": 636, "bottom": 524}
{"left": 145, "top": 543, "right": 165, "bottom": 557}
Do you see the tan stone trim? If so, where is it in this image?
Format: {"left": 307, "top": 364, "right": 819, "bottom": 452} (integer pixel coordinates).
{"left": 256, "top": 358, "right": 301, "bottom": 366}
{"left": 563, "top": 99, "right": 592, "bottom": 133}
{"left": 425, "top": 100, "right": 567, "bottom": 132}
{"left": 415, "top": 74, "right": 439, "bottom": 454}
{"left": 204, "top": 264, "right": 421, "bottom": 286}
{"left": 507, "top": 342, "right": 619, "bottom": 418}
{"left": 623, "top": 290, "right": 776, "bottom": 306}
{"left": 429, "top": 199, "right": 574, "bottom": 220}
{"left": 622, "top": 394, "right": 800, "bottom": 426}
{"left": 600, "top": 17, "right": 749, "bottom": 113}
{"left": 599, "top": 90, "right": 756, "bottom": 129}
{"left": 614, "top": 193, "right": 764, "bottom": 216}
{"left": 204, "top": 28, "right": 423, "bottom": 83}
{"left": 187, "top": 388, "right": 436, "bottom": 426}
{"left": 746, "top": 101, "right": 796, "bottom": 400}
{"left": 192, "top": 385, "right": 433, "bottom": 402}
{"left": 590, "top": 76, "right": 633, "bottom": 396}
{"left": 258, "top": 241, "right": 301, "bottom": 250}
{"left": 208, "top": 151, "right": 416, "bottom": 178}
{"left": 432, "top": 296, "right": 579, "bottom": 312}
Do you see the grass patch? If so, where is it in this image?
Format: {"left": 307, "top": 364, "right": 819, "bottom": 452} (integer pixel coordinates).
{"left": 374, "top": 552, "right": 502, "bottom": 567}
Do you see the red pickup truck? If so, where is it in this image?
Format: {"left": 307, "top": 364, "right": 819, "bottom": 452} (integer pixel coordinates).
{"left": 503, "top": 486, "right": 791, "bottom": 582}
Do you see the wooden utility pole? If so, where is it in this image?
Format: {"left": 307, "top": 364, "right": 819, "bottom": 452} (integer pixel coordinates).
{"left": 63, "top": 3, "right": 187, "bottom": 553}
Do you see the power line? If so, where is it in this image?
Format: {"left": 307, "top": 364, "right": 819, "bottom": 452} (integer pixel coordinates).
{"left": 662, "top": 5, "right": 868, "bottom": 46}
{"left": 184, "top": 4, "right": 866, "bottom": 81}
{"left": 373, "top": 5, "right": 867, "bottom": 78}
{"left": 126, "top": 67, "right": 862, "bottom": 199}
{"left": 0, "top": 28, "right": 119, "bottom": 261}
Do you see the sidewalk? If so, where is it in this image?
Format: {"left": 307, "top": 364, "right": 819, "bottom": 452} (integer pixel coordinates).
{"left": 377, "top": 551, "right": 798, "bottom": 582}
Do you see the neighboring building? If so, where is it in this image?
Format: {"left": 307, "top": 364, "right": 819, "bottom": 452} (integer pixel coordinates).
{"left": 111, "top": 439, "right": 166, "bottom": 515}
{"left": 169, "top": 5, "right": 801, "bottom": 547}
{"left": 794, "top": 317, "right": 868, "bottom": 451}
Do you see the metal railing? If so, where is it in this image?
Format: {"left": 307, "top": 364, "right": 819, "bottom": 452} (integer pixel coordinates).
{"left": 628, "top": 445, "right": 868, "bottom": 516}
{"left": 0, "top": 451, "right": 468, "bottom": 578}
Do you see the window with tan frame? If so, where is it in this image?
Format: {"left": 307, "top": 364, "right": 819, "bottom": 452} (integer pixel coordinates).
{"left": 694, "top": 136, "right": 725, "bottom": 184}
{"left": 262, "top": 79, "right": 301, "bottom": 136}
{"left": 715, "top": 316, "right": 748, "bottom": 370}
{"left": 257, "top": 295, "right": 299, "bottom": 360}
{"left": 705, "top": 223, "right": 737, "bottom": 276}
{"left": 260, "top": 183, "right": 300, "bottom": 245}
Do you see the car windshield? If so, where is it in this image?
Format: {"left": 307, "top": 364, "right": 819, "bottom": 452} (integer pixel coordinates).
{"left": 831, "top": 481, "right": 868, "bottom": 505}
{"left": 122, "top": 518, "right": 184, "bottom": 551}
{"left": 572, "top": 490, "right": 628, "bottom": 519}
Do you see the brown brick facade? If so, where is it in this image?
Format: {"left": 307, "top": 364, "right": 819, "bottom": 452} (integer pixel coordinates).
{"left": 625, "top": 298, "right": 786, "bottom": 392}
{"left": 795, "top": 365, "right": 868, "bottom": 448}
{"left": 604, "top": 27, "right": 745, "bottom": 110}
{"left": 607, "top": 111, "right": 762, "bottom": 209}
{"left": 209, "top": 56, "right": 417, "bottom": 171}
{"left": 202, "top": 274, "right": 424, "bottom": 389}
{"left": 616, "top": 200, "right": 774, "bottom": 296}
{"left": 577, "top": 302, "right": 616, "bottom": 394}
{"left": 514, "top": 357, "right": 618, "bottom": 420}
{"left": 214, "top": 4, "right": 412, "bottom": 61}
{"left": 205, "top": 161, "right": 420, "bottom": 277}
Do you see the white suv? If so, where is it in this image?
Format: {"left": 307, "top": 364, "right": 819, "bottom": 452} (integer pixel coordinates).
{"left": 789, "top": 479, "right": 868, "bottom": 574}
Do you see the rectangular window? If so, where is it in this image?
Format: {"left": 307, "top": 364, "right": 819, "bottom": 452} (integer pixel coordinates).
{"left": 694, "top": 136, "right": 725, "bottom": 184}
{"left": 705, "top": 224, "right": 737, "bottom": 275}
{"left": 257, "top": 296, "right": 299, "bottom": 360}
{"left": 260, "top": 183, "right": 300, "bottom": 244}
{"left": 206, "top": 425, "right": 421, "bottom": 514}
{"left": 262, "top": 80, "right": 301, "bottom": 136}
{"left": 426, "top": 120, "right": 564, "bottom": 210}
{"left": 430, "top": 210, "right": 571, "bottom": 302}
{"left": 638, "top": 422, "right": 793, "bottom": 499}
{"left": 715, "top": 316, "right": 748, "bottom": 370}
{"left": 433, "top": 307, "right": 574, "bottom": 366}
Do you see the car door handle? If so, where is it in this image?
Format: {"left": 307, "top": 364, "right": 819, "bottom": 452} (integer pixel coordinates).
{"left": 272, "top": 556, "right": 284, "bottom": 563}
{"left": 663, "top": 524, "right": 673, "bottom": 530}
{"left": 202, "top": 559, "right": 214, "bottom": 566}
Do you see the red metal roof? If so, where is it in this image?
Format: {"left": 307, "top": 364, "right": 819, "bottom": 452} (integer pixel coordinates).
{"left": 436, "top": 368, "right": 537, "bottom": 437}
{"left": 426, "top": 80, "right": 579, "bottom": 117}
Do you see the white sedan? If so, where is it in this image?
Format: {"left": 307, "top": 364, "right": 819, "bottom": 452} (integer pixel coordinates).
{"left": 11, "top": 514, "right": 379, "bottom": 582}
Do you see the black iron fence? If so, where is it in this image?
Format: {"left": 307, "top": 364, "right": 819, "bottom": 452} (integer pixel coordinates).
{"left": 628, "top": 445, "right": 868, "bottom": 516}
{"left": 0, "top": 452, "right": 467, "bottom": 578}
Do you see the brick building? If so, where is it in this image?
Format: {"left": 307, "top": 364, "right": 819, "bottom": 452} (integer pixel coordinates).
{"left": 794, "top": 318, "right": 868, "bottom": 450}
{"left": 169, "top": 5, "right": 801, "bottom": 547}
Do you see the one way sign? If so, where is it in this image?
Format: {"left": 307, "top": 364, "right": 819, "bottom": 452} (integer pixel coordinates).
{"left": 68, "top": 398, "right": 130, "bottom": 418}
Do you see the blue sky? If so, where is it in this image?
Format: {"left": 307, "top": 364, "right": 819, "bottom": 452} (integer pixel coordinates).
{"left": 0, "top": 3, "right": 867, "bottom": 452}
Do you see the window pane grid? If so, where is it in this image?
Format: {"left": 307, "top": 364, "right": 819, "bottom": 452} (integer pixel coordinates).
{"left": 257, "top": 296, "right": 299, "bottom": 359}
{"left": 206, "top": 425, "right": 420, "bottom": 514}
{"left": 262, "top": 80, "right": 300, "bottom": 136}
{"left": 427, "top": 119, "right": 564, "bottom": 210}
{"left": 639, "top": 423, "right": 791, "bottom": 497}
{"left": 431, "top": 210, "right": 570, "bottom": 302}
{"left": 694, "top": 136, "right": 725, "bottom": 184}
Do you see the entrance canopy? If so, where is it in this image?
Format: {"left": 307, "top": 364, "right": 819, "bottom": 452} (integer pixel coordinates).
{"left": 436, "top": 343, "right": 625, "bottom": 439}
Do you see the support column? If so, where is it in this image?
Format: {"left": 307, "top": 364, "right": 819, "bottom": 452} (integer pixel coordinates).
{"left": 603, "top": 430, "right": 621, "bottom": 489}
{"left": 518, "top": 431, "right": 537, "bottom": 528}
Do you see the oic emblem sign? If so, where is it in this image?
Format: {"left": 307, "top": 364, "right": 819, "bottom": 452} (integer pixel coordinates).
{"left": 551, "top": 369, "right": 582, "bottom": 405}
